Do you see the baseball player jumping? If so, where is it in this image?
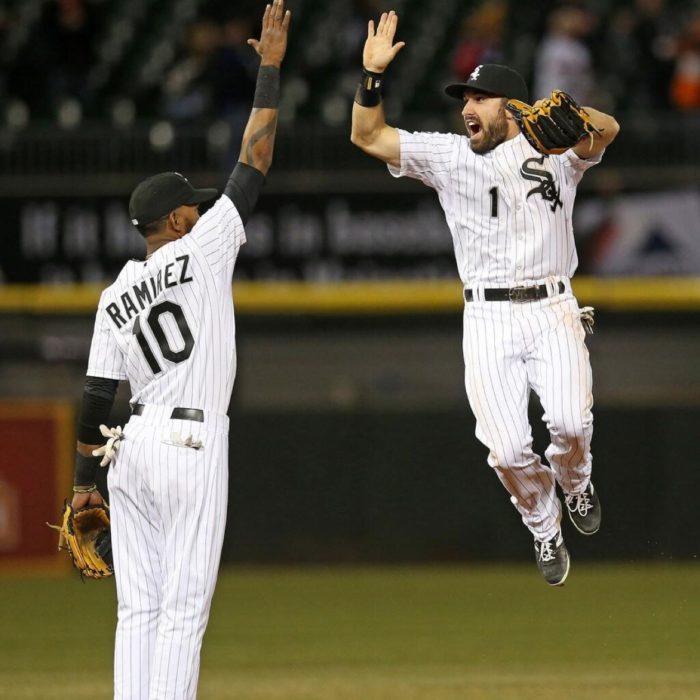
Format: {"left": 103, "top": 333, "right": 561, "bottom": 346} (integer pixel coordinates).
{"left": 68, "top": 2, "right": 290, "bottom": 697}
{"left": 351, "top": 11, "right": 619, "bottom": 586}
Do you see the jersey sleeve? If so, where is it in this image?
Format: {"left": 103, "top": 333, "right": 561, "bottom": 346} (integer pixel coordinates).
{"left": 188, "top": 194, "right": 246, "bottom": 279}
{"left": 558, "top": 148, "right": 604, "bottom": 186}
{"left": 387, "top": 129, "right": 457, "bottom": 190}
{"left": 86, "top": 293, "right": 127, "bottom": 381}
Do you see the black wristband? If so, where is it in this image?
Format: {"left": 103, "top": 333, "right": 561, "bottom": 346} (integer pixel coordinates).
{"left": 354, "top": 68, "right": 384, "bottom": 107}
{"left": 253, "top": 65, "right": 280, "bottom": 109}
{"left": 74, "top": 453, "right": 101, "bottom": 487}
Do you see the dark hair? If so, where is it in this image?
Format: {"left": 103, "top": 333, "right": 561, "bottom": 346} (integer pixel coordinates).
{"left": 136, "top": 214, "right": 168, "bottom": 238}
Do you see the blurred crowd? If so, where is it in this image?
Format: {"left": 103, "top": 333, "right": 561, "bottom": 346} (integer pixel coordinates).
{"left": 1, "top": 0, "right": 700, "bottom": 130}
{"left": 455, "top": 0, "right": 700, "bottom": 110}
{"left": 1, "top": 0, "right": 261, "bottom": 127}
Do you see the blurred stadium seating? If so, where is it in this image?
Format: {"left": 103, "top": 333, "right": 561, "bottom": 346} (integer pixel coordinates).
{"left": 0, "top": 0, "right": 468, "bottom": 123}
{"left": 1, "top": 0, "right": 698, "bottom": 186}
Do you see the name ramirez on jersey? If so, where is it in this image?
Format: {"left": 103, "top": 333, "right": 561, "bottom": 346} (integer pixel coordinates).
{"left": 106, "top": 255, "right": 194, "bottom": 329}
{"left": 87, "top": 194, "right": 245, "bottom": 413}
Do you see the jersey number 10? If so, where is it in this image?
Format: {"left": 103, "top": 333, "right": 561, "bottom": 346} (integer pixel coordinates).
{"left": 133, "top": 301, "right": 194, "bottom": 374}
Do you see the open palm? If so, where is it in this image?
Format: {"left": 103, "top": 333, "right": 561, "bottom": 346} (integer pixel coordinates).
{"left": 363, "top": 10, "right": 405, "bottom": 73}
{"left": 247, "top": 0, "right": 291, "bottom": 66}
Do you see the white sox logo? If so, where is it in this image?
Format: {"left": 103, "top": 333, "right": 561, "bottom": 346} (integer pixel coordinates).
{"left": 520, "top": 156, "right": 562, "bottom": 211}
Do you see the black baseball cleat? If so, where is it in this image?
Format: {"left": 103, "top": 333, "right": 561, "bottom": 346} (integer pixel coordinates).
{"left": 534, "top": 532, "right": 570, "bottom": 586}
{"left": 565, "top": 482, "right": 601, "bottom": 535}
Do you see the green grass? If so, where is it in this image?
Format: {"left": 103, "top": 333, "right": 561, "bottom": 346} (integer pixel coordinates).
{"left": 1, "top": 564, "right": 698, "bottom": 699}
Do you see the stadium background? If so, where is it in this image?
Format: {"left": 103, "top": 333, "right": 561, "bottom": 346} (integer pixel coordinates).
{"left": 0, "top": 1, "right": 699, "bottom": 698}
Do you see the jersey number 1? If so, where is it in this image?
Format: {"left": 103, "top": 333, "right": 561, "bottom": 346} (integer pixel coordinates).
{"left": 489, "top": 186, "right": 498, "bottom": 217}
{"left": 133, "top": 301, "right": 194, "bottom": 374}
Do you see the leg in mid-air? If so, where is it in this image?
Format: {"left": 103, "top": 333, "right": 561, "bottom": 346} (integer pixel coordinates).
{"left": 527, "top": 298, "right": 601, "bottom": 536}
{"left": 462, "top": 302, "right": 569, "bottom": 586}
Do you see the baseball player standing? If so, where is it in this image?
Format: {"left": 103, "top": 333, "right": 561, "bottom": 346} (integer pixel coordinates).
{"left": 351, "top": 11, "right": 619, "bottom": 586}
{"left": 68, "top": 2, "right": 291, "bottom": 697}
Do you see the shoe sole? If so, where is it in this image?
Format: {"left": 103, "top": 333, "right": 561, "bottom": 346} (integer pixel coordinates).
{"left": 547, "top": 553, "right": 570, "bottom": 587}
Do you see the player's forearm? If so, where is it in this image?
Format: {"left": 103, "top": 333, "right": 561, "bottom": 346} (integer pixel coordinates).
{"left": 351, "top": 100, "right": 388, "bottom": 150}
{"left": 239, "top": 108, "right": 278, "bottom": 175}
{"left": 239, "top": 64, "right": 280, "bottom": 176}
{"left": 586, "top": 107, "right": 620, "bottom": 146}
{"left": 74, "top": 441, "right": 103, "bottom": 491}
{"left": 574, "top": 107, "right": 620, "bottom": 157}
{"left": 350, "top": 72, "right": 400, "bottom": 165}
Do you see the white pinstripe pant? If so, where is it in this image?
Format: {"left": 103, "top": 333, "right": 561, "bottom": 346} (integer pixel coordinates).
{"left": 463, "top": 290, "right": 593, "bottom": 542}
{"left": 107, "top": 406, "right": 229, "bottom": 700}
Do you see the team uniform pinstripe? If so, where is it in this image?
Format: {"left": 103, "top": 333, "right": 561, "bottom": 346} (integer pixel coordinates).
{"left": 86, "top": 194, "right": 245, "bottom": 699}
{"left": 389, "top": 130, "right": 602, "bottom": 542}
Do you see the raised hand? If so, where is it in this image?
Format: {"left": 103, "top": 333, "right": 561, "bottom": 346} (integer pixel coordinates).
{"left": 363, "top": 10, "right": 405, "bottom": 73}
{"left": 247, "top": 0, "right": 291, "bottom": 66}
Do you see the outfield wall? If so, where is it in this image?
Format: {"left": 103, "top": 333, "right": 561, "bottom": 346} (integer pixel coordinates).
{"left": 78, "top": 402, "right": 698, "bottom": 564}
{"left": 222, "top": 405, "right": 699, "bottom": 563}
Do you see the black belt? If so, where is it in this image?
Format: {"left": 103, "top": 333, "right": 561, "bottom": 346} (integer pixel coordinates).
{"left": 464, "top": 281, "right": 565, "bottom": 303}
{"left": 131, "top": 403, "right": 204, "bottom": 422}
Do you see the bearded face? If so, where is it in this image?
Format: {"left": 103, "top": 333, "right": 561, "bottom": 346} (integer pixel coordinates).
{"left": 464, "top": 103, "right": 509, "bottom": 154}
{"left": 462, "top": 94, "right": 511, "bottom": 154}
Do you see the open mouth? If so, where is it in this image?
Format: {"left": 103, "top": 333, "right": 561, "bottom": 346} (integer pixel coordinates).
{"left": 466, "top": 120, "right": 482, "bottom": 138}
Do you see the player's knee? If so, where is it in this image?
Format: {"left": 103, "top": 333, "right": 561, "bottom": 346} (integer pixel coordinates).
{"left": 487, "top": 443, "right": 536, "bottom": 470}
{"left": 549, "top": 412, "right": 592, "bottom": 458}
{"left": 550, "top": 406, "right": 591, "bottom": 437}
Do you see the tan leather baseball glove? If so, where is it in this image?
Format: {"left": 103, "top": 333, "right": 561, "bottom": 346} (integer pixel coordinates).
{"left": 48, "top": 502, "right": 113, "bottom": 579}
{"left": 506, "top": 90, "right": 602, "bottom": 156}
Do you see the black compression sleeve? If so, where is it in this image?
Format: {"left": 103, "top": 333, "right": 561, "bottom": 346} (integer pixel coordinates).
{"left": 224, "top": 162, "right": 266, "bottom": 224}
{"left": 77, "top": 376, "right": 118, "bottom": 444}
{"left": 253, "top": 65, "right": 280, "bottom": 109}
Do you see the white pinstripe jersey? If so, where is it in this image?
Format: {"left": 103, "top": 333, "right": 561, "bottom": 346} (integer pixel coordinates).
{"left": 86, "top": 195, "right": 245, "bottom": 414}
{"left": 388, "top": 130, "right": 603, "bottom": 287}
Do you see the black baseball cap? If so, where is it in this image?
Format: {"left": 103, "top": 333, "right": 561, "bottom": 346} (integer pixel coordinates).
{"left": 445, "top": 64, "right": 528, "bottom": 103}
{"left": 129, "top": 172, "right": 218, "bottom": 227}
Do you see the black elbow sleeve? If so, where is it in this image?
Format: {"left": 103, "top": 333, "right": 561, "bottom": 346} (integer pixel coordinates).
{"left": 224, "top": 162, "right": 266, "bottom": 224}
{"left": 77, "top": 376, "right": 119, "bottom": 444}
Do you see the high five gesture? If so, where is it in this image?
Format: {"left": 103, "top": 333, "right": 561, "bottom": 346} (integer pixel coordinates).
{"left": 240, "top": 0, "right": 292, "bottom": 175}
{"left": 363, "top": 10, "right": 405, "bottom": 73}
{"left": 351, "top": 10, "right": 404, "bottom": 168}
{"left": 247, "top": 0, "right": 292, "bottom": 67}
